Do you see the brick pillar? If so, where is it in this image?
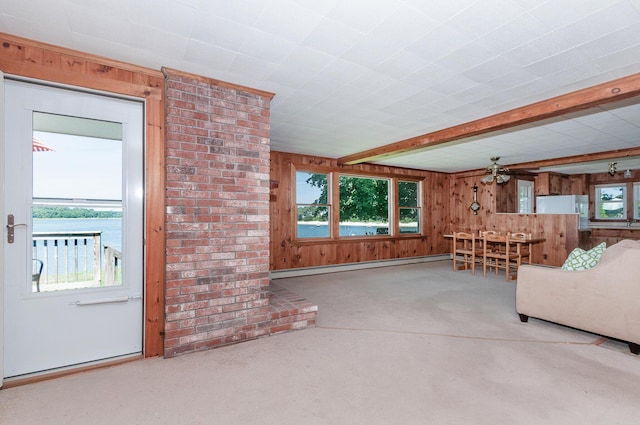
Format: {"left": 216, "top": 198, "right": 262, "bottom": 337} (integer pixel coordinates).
{"left": 163, "top": 68, "right": 273, "bottom": 357}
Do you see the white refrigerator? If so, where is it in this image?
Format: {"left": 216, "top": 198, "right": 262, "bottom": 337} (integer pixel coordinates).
{"left": 536, "top": 195, "right": 589, "bottom": 230}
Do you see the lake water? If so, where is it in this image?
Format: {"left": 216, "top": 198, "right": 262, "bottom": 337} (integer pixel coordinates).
{"left": 33, "top": 218, "right": 122, "bottom": 249}
{"left": 298, "top": 223, "right": 418, "bottom": 237}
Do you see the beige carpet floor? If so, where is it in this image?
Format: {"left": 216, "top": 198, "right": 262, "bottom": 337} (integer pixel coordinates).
{"left": 1, "top": 260, "right": 639, "bottom": 424}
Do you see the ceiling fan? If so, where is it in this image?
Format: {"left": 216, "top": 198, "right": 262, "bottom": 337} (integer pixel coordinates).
{"left": 481, "top": 157, "right": 510, "bottom": 184}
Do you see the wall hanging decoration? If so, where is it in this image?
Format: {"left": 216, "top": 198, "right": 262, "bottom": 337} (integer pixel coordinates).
{"left": 470, "top": 184, "right": 481, "bottom": 215}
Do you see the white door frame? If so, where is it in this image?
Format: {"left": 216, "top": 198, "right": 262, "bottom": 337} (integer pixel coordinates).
{"left": 1, "top": 70, "right": 6, "bottom": 387}
{"left": 1, "top": 75, "right": 145, "bottom": 384}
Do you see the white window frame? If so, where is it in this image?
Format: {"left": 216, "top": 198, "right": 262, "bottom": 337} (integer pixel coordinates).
{"left": 295, "top": 171, "right": 331, "bottom": 239}
{"left": 633, "top": 182, "right": 640, "bottom": 220}
{"left": 338, "top": 174, "right": 390, "bottom": 237}
{"left": 398, "top": 180, "right": 421, "bottom": 235}
{"left": 595, "top": 184, "right": 626, "bottom": 220}
{"left": 517, "top": 180, "right": 534, "bottom": 213}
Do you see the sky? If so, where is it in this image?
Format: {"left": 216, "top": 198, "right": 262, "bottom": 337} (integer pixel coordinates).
{"left": 296, "top": 171, "right": 323, "bottom": 204}
{"left": 32, "top": 131, "right": 122, "bottom": 202}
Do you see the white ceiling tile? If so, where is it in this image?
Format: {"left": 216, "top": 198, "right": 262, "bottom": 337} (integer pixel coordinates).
{"left": 402, "top": 0, "right": 476, "bottom": 22}
{"left": 483, "top": 66, "right": 540, "bottom": 91}
{"left": 228, "top": 54, "right": 280, "bottom": 82}
{"left": 6, "top": 0, "right": 640, "bottom": 175}
{"left": 369, "top": 4, "right": 437, "bottom": 45}
{"left": 254, "top": 0, "right": 324, "bottom": 41}
{"left": 182, "top": 39, "right": 237, "bottom": 71}
{"left": 129, "top": 0, "right": 198, "bottom": 36}
{"left": 300, "top": 17, "right": 366, "bottom": 56}
{"left": 503, "top": 32, "right": 575, "bottom": 67}
{"left": 196, "top": 1, "right": 266, "bottom": 26}
{"left": 461, "top": 56, "right": 521, "bottom": 84}
{"left": 592, "top": 43, "right": 640, "bottom": 74}
{"left": 573, "top": 24, "right": 640, "bottom": 60}
{"left": 524, "top": 50, "right": 592, "bottom": 78}
{"left": 478, "top": 14, "right": 548, "bottom": 54}
{"left": 435, "top": 42, "right": 496, "bottom": 73}
{"left": 373, "top": 50, "right": 430, "bottom": 80}
{"left": 405, "top": 25, "right": 472, "bottom": 62}
{"left": 556, "top": 2, "right": 640, "bottom": 46}
{"left": 446, "top": 0, "right": 526, "bottom": 37}
{"left": 340, "top": 36, "right": 399, "bottom": 68}
{"left": 528, "top": 0, "right": 624, "bottom": 28}
{"left": 190, "top": 15, "right": 250, "bottom": 51}
{"left": 326, "top": 0, "right": 402, "bottom": 34}
{"left": 237, "top": 29, "right": 297, "bottom": 64}
{"left": 401, "top": 64, "right": 453, "bottom": 88}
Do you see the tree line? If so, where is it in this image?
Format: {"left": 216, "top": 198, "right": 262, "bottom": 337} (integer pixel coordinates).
{"left": 299, "top": 174, "right": 418, "bottom": 223}
{"left": 32, "top": 207, "right": 122, "bottom": 219}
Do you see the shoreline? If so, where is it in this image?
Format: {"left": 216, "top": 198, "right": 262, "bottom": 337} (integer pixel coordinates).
{"left": 298, "top": 221, "right": 417, "bottom": 227}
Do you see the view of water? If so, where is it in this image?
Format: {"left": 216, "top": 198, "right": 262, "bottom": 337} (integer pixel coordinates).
{"left": 298, "top": 223, "right": 418, "bottom": 237}
{"left": 33, "top": 218, "right": 122, "bottom": 249}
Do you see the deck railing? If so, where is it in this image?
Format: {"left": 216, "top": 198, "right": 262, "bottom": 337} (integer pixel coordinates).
{"left": 32, "top": 231, "right": 121, "bottom": 289}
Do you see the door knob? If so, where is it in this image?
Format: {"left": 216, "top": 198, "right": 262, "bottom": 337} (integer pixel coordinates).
{"left": 6, "top": 214, "right": 27, "bottom": 244}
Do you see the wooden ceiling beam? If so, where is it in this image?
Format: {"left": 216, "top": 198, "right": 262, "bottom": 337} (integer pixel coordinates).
{"left": 337, "top": 72, "right": 640, "bottom": 166}
{"left": 505, "top": 147, "right": 640, "bottom": 171}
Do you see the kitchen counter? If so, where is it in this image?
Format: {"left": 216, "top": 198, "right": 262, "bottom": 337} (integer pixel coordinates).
{"left": 588, "top": 223, "right": 640, "bottom": 230}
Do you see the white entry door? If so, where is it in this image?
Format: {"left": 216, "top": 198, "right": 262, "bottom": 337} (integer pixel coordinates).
{"left": 2, "top": 79, "right": 144, "bottom": 380}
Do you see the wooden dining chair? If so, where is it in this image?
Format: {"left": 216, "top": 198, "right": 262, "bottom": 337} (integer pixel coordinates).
{"left": 452, "top": 231, "right": 482, "bottom": 275}
{"left": 479, "top": 230, "right": 500, "bottom": 272}
{"left": 482, "top": 233, "right": 519, "bottom": 281}
{"left": 509, "top": 232, "right": 532, "bottom": 265}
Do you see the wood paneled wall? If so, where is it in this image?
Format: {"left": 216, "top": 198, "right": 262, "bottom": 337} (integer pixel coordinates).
{"left": 451, "top": 173, "right": 580, "bottom": 266}
{"left": 270, "top": 151, "right": 450, "bottom": 270}
{"left": 271, "top": 151, "right": 592, "bottom": 269}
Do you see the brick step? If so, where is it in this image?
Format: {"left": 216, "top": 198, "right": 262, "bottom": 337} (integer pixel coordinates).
{"left": 266, "top": 283, "right": 318, "bottom": 335}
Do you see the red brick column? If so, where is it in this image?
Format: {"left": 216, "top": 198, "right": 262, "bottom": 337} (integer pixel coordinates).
{"left": 163, "top": 68, "right": 273, "bottom": 357}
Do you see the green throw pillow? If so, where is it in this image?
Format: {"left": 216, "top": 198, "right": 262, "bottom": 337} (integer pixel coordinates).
{"left": 561, "top": 242, "right": 606, "bottom": 271}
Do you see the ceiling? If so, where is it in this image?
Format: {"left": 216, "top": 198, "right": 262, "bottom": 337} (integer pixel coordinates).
{"left": 3, "top": 0, "right": 640, "bottom": 175}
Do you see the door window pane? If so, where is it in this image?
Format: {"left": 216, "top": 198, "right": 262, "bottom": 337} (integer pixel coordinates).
{"left": 31, "top": 114, "right": 124, "bottom": 292}
{"left": 32, "top": 207, "right": 123, "bottom": 292}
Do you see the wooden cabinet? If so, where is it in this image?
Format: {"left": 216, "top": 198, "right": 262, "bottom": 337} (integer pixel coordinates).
{"left": 535, "top": 172, "right": 566, "bottom": 195}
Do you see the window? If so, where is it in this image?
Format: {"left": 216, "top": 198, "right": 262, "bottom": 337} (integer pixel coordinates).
{"left": 398, "top": 181, "right": 420, "bottom": 234}
{"left": 296, "top": 171, "right": 330, "bottom": 238}
{"left": 634, "top": 182, "right": 640, "bottom": 220}
{"left": 517, "top": 180, "right": 534, "bottom": 213}
{"left": 339, "top": 175, "right": 389, "bottom": 236}
{"left": 595, "top": 184, "right": 626, "bottom": 219}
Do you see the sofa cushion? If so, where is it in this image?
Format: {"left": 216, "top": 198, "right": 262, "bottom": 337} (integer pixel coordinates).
{"left": 561, "top": 242, "right": 606, "bottom": 271}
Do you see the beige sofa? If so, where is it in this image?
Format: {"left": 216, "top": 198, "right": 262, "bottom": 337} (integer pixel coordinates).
{"left": 516, "top": 239, "right": 640, "bottom": 354}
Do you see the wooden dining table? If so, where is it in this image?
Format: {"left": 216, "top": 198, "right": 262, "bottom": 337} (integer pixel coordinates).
{"left": 444, "top": 233, "right": 546, "bottom": 265}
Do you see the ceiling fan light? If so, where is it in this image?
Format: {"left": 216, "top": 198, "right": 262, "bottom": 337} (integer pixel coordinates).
{"left": 497, "top": 174, "right": 510, "bottom": 184}
{"left": 481, "top": 174, "right": 494, "bottom": 184}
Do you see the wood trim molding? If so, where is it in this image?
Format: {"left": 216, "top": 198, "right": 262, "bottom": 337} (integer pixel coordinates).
{"left": 162, "top": 67, "right": 275, "bottom": 100}
{"left": 0, "top": 32, "right": 166, "bottom": 358}
{"left": 339, "top": 72, "right": 640, "bottom": 165}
